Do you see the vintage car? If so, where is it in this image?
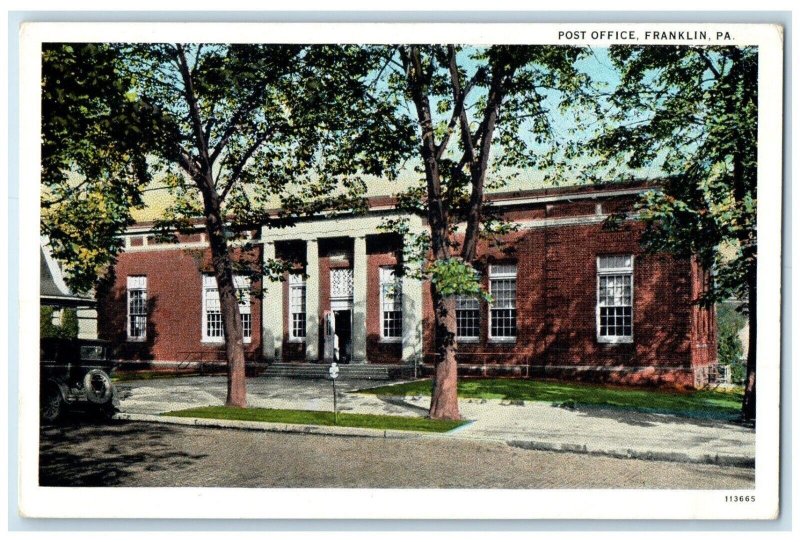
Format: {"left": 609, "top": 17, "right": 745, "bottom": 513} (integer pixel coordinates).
{"left": 40, "top": 337, "right": 118, "bottom": 423}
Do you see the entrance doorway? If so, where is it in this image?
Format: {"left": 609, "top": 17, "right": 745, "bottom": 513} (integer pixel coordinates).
{"left": 333, "top": 310, "right": 352, "bottom": 363}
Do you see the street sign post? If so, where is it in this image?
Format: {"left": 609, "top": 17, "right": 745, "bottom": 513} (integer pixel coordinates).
{"left": 328, "top": 362, "right": 340, "bottom": 424}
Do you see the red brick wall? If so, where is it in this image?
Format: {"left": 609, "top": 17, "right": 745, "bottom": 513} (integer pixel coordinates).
{"left": 689, "top": 257, "right": 718, "bottom": 370}
{"left": 419, "top": 221, "right": 708, "bottom": 387}
{"left": 98, "top": 245, "right": 263, "bottom": 364}
{"left": 366, "top": 247, "right": 402, "bottom": 364}
{"left": 100, "top": 189, "right": 717, "bottom": 386}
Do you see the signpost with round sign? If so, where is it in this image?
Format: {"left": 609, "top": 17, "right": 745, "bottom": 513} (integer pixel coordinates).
{"left": 329, "top": 362, "right": 340, "bottom": 424}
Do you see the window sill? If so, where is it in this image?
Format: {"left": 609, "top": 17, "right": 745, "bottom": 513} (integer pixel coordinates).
{"left": 379, "top": 337, "right": 402, "bottom": 344}
{"left": 597, "top": 336, "right": 634, "bottom": 345}
{"left": 126, "top": 337, "right": 147, "bottom": 343}
{"left": 201, "top": 339, "right": 253, "bottom": 345}
{"left": 488, "top": 337, "right": 517, "bottom": 344}
{"left": 288, "top": 338, "right": 306, "bottom": 344}
{"left": 457, "top": 337, "right": 480, "bottom": 343}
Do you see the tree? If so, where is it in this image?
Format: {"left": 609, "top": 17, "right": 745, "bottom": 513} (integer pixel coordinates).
{"left": 43, "top": 43, "right": 408, "bottom": 407}
{"left": 375, "top": 46, "right": 587, "bottom": 419}
{"left": 116, "top": 44, "right": 406, "bottom": 407}
{"left": 41, "top": 43, "right": 168, "bottom": 293}
{"left": 587, "top": 46, "right": 758, "bottom": 419}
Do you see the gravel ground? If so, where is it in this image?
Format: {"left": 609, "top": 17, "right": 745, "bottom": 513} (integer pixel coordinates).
{"left": 39, "top": 420, "right": 755, "bottom": 489}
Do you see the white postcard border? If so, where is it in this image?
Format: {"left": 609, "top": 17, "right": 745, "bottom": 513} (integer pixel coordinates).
{"left": 17, "top": 21, "right": 784, "bottom": 521}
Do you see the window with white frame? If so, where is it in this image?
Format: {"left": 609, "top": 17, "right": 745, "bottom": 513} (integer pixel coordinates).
{"left": 379, "top": 267, "right": 402, "bottom": 340}
{"left": 202, "top": 274, "right": 251, "bottom": 343}
{"left": 456, "top": 271, "right": 481, "bottom": 340}
{"left": 456, "top": 294, "right": 480, "bottom": 340}
{"left": 489, "top": 264, "right": 517, "bottom": 340}
{"left": 289, "top": 273, "right": 306, "bottom": 340}
{"left": 597, "top": 255, "right": 634, "bottom": 343}
{"left": 127, "top": 276, "right": 147, "bottom": 341}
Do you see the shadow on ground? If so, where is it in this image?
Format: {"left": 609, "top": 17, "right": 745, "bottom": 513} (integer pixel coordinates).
{"left": 39, "top": 417, "right": 207, "bottom": 487}
{"left": 560, "top": 403, "right": 747, "bottom": 428}
{"left": 375, "top": 395, "right": 430, "bottom": 416}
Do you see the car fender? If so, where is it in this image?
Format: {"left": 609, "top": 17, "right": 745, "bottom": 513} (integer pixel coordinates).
{"left": 42, "top": 378, "right": 70, "bottom": 403}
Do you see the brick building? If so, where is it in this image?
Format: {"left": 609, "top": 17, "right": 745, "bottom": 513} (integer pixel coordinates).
{"left": 98, "top": 182, "right": 717, "bottom": 388}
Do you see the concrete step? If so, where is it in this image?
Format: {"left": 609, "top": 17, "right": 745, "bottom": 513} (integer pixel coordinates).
{"left": 256, "top": 363, "right": 414, "bottom": 381}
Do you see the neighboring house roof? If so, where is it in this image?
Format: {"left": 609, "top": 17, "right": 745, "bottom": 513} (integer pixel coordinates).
{"left": 40, "top": 240, "right": 95, "bottom": 307}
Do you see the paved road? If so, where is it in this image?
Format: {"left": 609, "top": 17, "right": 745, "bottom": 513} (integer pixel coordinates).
{"left": 39, "top": 420, "right": 754, "bottom": 489}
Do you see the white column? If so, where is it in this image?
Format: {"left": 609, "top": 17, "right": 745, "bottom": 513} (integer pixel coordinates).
{"left": 305, "top": 239, "right": 320, "bottom": 362}
{"left": 352, "top": 235, "right": 368, "bottom": 364}
{"left": 261, "top": 239, "right": 282, "bottom": 362}
{"left": 401, "top": 273, "right": 423, "bottom": 365}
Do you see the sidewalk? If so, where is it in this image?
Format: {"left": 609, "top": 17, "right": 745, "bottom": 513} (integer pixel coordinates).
{"left": 113, "top": 375, "right": 755, "bottom": 467}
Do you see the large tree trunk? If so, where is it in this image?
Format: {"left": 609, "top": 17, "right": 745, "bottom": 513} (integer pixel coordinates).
{"left": 202, "top": 184, "right": 247, "bottom": 408}
{"left": 429, "top": 290, "right": 460, "bottom": 420}
{"left": 400, "top": 46, "right": 461, "bottom": 420}
{"left": 174, "top": 43, "right": 247, "bottom": 408}
{"left": 741, "top": 261, "right": 757, "bottom": 421}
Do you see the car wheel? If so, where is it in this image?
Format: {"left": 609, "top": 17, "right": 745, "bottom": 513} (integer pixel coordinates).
{"left": 40, "top": 383, "right": 64, "bottom": 423}
{"left": 84, "top": 369, "right": 114, "bottom": 405}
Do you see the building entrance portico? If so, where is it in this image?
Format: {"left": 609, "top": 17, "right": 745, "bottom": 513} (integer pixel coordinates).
{"left": 260, "top": 214, "right": 425, "bottom": 366}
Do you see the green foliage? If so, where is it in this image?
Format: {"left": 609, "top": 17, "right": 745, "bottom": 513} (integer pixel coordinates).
{"left": 588, "top": 46, "right": 757, "bottom": 305}
{"left": 717, "top": 303, "right": 746, "bottom": 382}
{"left": 427, "top": 259, "right": 488, "bottom": 300}
{"left": 43, "top": 43, "right": 418, "bottom": 291}
{"left": 118, "top": 44, "right": 412, "bottom": 272}
{"left": 41, "top": 43, "right": 171, "bottom": 293}
{"left": 381, "top": 45, "right": 591, "bottom": 223}
{"left": 40, "top": 307, "right": 79, "bottom": 339}
{"left": 376, "top": 45, "right": 591, "bottom": 306}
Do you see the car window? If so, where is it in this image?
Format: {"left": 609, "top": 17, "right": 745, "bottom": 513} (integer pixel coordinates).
{"left": 80, "top": 345, "right": 106, "bottom": 361}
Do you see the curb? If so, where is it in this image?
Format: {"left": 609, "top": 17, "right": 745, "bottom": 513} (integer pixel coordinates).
{"left": 506, "top": 439, "right": 755, "bottom": 468}
{"left": 114, "top": 412, "right": 422, "bottom": 440}
{"left": 115, "top": 412, "right": 755, "bottom": 468}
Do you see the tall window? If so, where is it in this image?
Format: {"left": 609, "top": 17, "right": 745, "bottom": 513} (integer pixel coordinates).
{"left": 489, "top": 264, "right": 517, "bottom": 340}
{"left": 289, "top": 273, "right": 306, "bottom": 341}
{"left": 456, "top": 295, "right": 480, "bottom": 340}
{"left": 380, "top": 267, "right": 402, "bottom": 340}
{"left": 236, "top": 275, "right": 252, "bottom": 342}
{"left": 202, "top": 274, "right": 251, "bottom": 343}
{"left": 597, "top": 255, "right": 634, "bottom": 343}
{"left": 456, "top": 272, "right": 481, "bottom": 341}
{"left": 127, "top": 276, "right": 147, "bottom": 341}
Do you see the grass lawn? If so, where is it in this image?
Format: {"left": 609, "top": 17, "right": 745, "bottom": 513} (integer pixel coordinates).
{"left": 359, "top": 379, "right": 744, "bottom": 420}
{"left": 161, "top": 406, "right": 468, "bottom": 433}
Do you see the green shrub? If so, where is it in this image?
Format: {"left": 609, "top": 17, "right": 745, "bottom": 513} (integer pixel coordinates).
{"left": 40, "top": 306, "right": 79, "bottom": 339}
{"left": 717, "top": 302, "right": 747, "bottom": 383}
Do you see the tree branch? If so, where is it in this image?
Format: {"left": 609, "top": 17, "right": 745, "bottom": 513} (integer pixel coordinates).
{"left": 697, "top": 49, "right": 722, "bottom": 79}
{"left": 209, "top": 85, "right": 267, "bottom": 165}
{"left": 433, "top": 45, "right": 479, "bottom": 162}
{"left": 176, "top": 144, "right": 201, "bottom": 179}
{"left": 219, "top": 132, "right": 270, "bottom": 201}
{"left": 175, "top": 44, "right": 212, "bottom": 173}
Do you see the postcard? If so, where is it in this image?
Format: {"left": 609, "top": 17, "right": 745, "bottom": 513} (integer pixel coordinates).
{"left": 17, "top": 21, "right": 783, "bottom": 520}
